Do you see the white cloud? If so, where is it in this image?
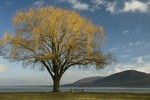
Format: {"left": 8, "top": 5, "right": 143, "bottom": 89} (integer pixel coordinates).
{"left": 62, "top": 0, "right": 118, "bottom": 13}
{"left": 73, "top": 3, "right": 89, "bottom": 10}
{"left": 135, "top": 41, "right": 142, "bottom": 46}
{"left": 122, "top": 0, "right": 149, "bottom": 13}
{"left": 132, "top": 54, "right": 150, "bottom": 63}
{"left": 106, "top": 61, "right": 150, "bottom": 75}
{"left": 144, "top": 54, "right": 150, "bottom": 59}
{"left": 133, "top": 56, "right": 143, "bottom": 63}
{"left": 93, "top": 0, "right": 106, "bottom": 6}
{"left": 109, "top": 47, "right": 118, "bottom": 52}
{"left": 98, "top": 63, "right": 133, "bottom": 76}
{"left": 0, "top": 64, "right": 7, "bottom": 72}
{"left": 106, "top": 1, "right": 117, "bottom": 14}
{"left": 135, "top": 62, "right": 150, "bottom": 73}
{"left": 33, "top": 0, "right": 46, "bottom": 6}
{"left": 125, "top": 49, "right": 132, "bottom": 52}
{"left": 60, "top": 0, "right": 150, "bottom": 14}
{"left": 91, "top": 0, "right": 106, "bottom": 11}
{"left": 122, "top": 30, "right": 129, "bottom": 34}
{"left": 129, "top": 42, "right": 134, "bottom": 46}
{"left": 120, "top": 55, "right": 130, "bottom": 58}
{"left": 62, "top": 0, "right": 90, "bottom": 11}
{"left": 128, "top": 41, "right": 143, "bottom": 47}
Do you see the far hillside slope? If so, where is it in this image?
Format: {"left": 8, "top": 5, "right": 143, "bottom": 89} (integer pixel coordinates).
{"left": 87, "top": 70, "right": 150, "bottom": 87}
{"left": 62, "top": 76, "right": 103, "bottom": 87}
{"left": 63, "top": 70, "right": 150, "bottom": 87}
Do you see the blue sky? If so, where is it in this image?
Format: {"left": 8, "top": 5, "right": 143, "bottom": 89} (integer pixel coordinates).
{"left": 0, "top": 0, "right": 150, "bottom": 86}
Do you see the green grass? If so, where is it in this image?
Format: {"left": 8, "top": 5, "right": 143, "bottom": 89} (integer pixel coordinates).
{"left": 0, "top": 92, "right": 150, "bottom": 100}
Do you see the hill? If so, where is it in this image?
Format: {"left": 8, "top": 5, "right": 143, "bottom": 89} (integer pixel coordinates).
{"left": 62, "top": 70, "right": 150, "bottom": 87}
{"left": 63, "top": 76, "right": 103, "bottom": 87}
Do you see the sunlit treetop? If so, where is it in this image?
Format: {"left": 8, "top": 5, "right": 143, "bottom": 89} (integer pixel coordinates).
{"left": 13, "top": 6, "right": 104, "bottom": 51}
{"left": 0, "top": 6, "right": 112, "bottom": 74}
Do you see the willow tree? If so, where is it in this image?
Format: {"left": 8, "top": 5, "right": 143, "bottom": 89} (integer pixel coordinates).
{"left": 0, "top": 6, "right": 112, "bottom": 92}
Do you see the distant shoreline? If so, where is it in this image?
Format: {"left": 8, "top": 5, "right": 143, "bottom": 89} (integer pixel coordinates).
{"left": 0, "top": 86, "right": 150, "bottom": 88}
{"left": 0, "top": 92, "right": 150, "bottom": 94}
{"left": 0, "top": 86, "right": 150, "bottom": 93}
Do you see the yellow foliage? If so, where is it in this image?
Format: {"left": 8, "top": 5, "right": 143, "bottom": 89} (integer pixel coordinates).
{"left": 0, "top": 6, "right": 109, "bottom": 70}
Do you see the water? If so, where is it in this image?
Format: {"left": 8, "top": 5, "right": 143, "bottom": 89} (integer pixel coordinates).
{"left": 0, "top": 86, "right": 150, "bottom": 93}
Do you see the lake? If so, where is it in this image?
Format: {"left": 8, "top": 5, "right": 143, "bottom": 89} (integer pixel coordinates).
{"left": 0, "top": 86, "right": 150, "bottom": 93}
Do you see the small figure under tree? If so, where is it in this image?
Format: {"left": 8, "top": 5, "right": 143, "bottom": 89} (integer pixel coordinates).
{"left": 0, "top": 6, "right": 113, "bottom": 92}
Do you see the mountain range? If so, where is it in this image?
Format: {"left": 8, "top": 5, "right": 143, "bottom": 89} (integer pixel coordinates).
{"left": 62, "top": 70, "right": 150, "bottom": 87}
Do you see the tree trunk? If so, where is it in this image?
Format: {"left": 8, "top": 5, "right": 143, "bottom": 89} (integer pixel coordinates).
{"left": 52, "top": 76, "right": 61, "bottom": 92}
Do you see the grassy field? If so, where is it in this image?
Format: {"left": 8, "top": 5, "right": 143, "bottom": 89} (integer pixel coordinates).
{"left": 0, "top": 92, "right": 150, "bottom": 100}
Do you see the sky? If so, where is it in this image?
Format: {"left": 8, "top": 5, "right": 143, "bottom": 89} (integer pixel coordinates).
{"left": 0, "top": 0, "right": 150, "bottom": 86}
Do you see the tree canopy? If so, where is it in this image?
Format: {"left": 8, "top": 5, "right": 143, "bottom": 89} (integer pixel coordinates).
{"left": 0, "top": 6, "right": 113, "bottom": 92}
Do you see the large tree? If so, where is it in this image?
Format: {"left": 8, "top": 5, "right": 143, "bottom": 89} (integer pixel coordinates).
{"left": 0, "top": 6, "right": 112, "bottom": 92}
